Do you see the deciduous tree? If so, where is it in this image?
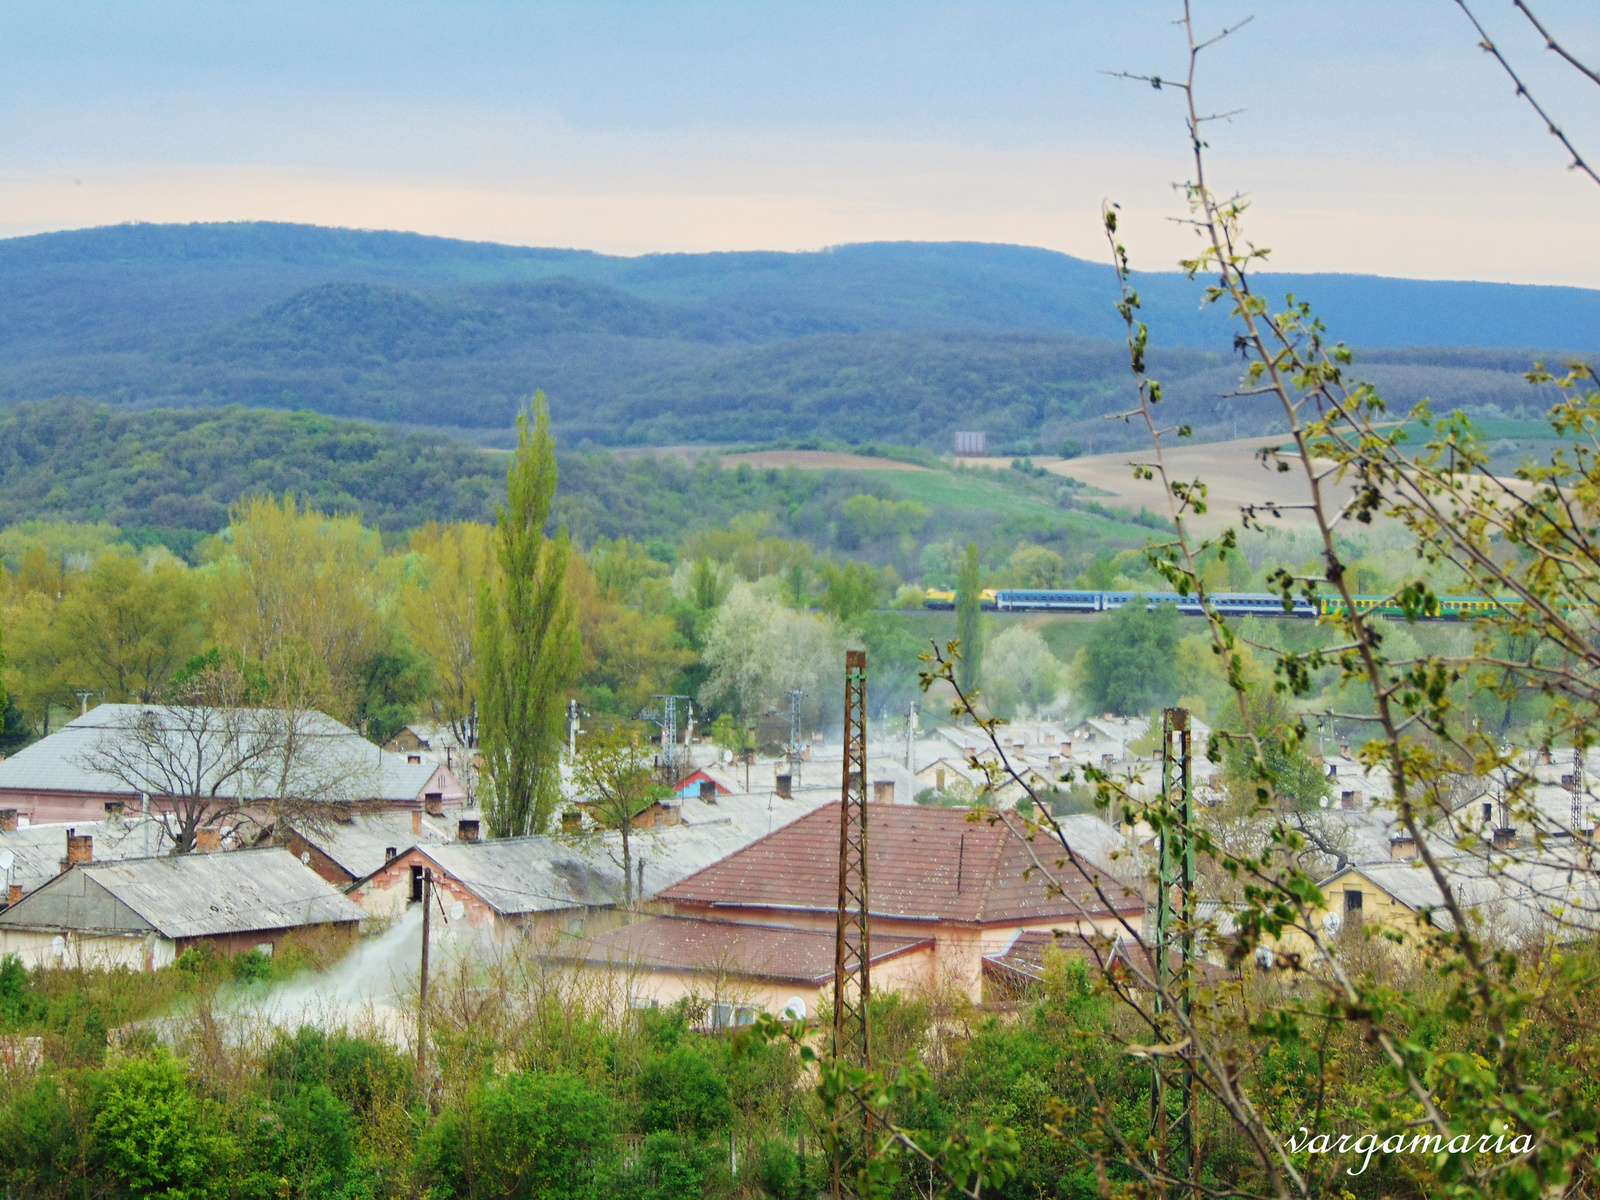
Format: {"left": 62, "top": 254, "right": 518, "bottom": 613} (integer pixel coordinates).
{"left": 476, "top": 397, "right": 581, "bottom": 838}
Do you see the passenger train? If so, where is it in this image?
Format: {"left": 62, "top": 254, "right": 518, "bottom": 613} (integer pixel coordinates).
{"left": 921, "top": 588, "right": 1516, "bottom": 620}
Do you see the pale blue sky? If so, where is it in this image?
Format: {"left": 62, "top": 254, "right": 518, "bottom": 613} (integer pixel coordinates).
{"left": 2, "top": 2, "right": 1597, "bottom": 282}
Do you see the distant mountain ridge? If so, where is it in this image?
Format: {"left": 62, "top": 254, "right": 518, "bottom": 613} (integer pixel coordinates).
{"left": 0, "top": 222, "right": 1590, "bottom": 450}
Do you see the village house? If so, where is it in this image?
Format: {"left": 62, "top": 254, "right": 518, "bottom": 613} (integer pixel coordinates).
{"left": 649, "top": 804, "right": 1145, "bottom": 1003}
{"left": 0, "top": 704, "right": 468, "bottom": 827}
{"left": 0, "top": 847, "right": 365, "bottom": 970}
{"left": 275, "top": 808, "right": 459, "bottom": 887}
{"left": 572, "top": 915, "right": 935, "bottom": 1025}
{"left": 348, "top": 832, "right": 627, "bottom": 939}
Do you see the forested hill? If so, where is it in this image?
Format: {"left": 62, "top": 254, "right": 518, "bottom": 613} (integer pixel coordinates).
{"left": 1, "top": 222, "right": 1593, "bottom": 452}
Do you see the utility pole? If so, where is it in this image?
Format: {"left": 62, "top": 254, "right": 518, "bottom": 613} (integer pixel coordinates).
{"left": 832, "top": 651, "right": 870, "bottom": 1198}
{"left": 417, "top": 868, "right": 432, "bottom": 1083}
{"left": 905, "top": 701, "right": 917, "bottom": 772}
{"left": 568, "top": 699, "right": 581, "bottom": 757}
{"left": 787, "top": 688, "right": 806, "bottom": 787}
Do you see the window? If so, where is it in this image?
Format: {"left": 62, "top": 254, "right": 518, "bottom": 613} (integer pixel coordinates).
{"left": 1340, "top": 790, "right": 1359, "bottom": 809}
{"left": 410, "top": 865, "right": 424, "bottom": 903}
{"left": 1344, "top": 889, "right": 1364, "bottom": 913}
{"left": 385, "top": 847, "right": 397, "bottom": 861}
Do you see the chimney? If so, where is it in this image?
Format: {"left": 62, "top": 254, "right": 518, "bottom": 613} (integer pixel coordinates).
{"left": 194, "top": 828, "right": 221, "bottom": 852}
{"left": 412, "top": 810, "right": 423, "bottom": 836}
{"left": 424, "top": 792, "right": 445, "bottom": 816}
{"left": 333, "top": 802, "right": 354, "bottom": 823}
{"left": 1492, "top": 826, "right": 1517, "bottom": 851}
{"left": 1060, "top": 740, "right": 1072, "bottom": 758}
{"left": 699, "top": 780, "right": 717, "bottom": 802}
{"left": 801, "top": 745, "right": 811, "bottom": 761}
{"left": 1389, "top": 834, "right": 1417, "bottom": 861}
{"left": 103, "top": 800, "right": 125, "bottom": 827}
{"left": 775, "top": 774, "right": 792, "bottom": 799}
{"left": 1340, "top": 743, "right": 1352, "bottom": 758}
{"left": 407, "top": 754, "right": 422, "bottom": 765}
{"left": 0, "top": 810, "right": 16, "bottom": 833}
{"left": 873, "top": 780, "right": 895, "bottom": 805}
{"left": 5, "top": 884, "right": 19, "bottom": 907}
{"left": 457, "top": 817, "right": 480, "bottom": 843}
{"left": 66, "top": 829, "right": 93, "bottom": 865}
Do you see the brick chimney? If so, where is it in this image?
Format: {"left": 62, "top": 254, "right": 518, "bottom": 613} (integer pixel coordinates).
{"left": 412, "top": 810, "right": 423, "bottom": 836}
{"left": 1389, "top": 834, "right": 1417, "bottom": 861}
{"left": 457, "top": 817, "right": 480, "bottom": 842}
{"left": 775, "top": 774, "right": 792, "bottom": 799}
{"left": 0, "top": 810, "right": 17, "bottom": 833}
{"left": 1492, "top": 826, "right": 1517, "bottom": 851}
{"left": 66, "top": 829, "right": 93, "bottom": 865}
{"left": 333, "top": 802, "right": 354, "bottom": 823}
{"left": 873, "top": 780, "right": 895, "bottom": 804}
{"left": 699, "top": 780, "right": 717, "bottom": 803}
{"left": 1060, "top": 740, "right": 1072, "bottom": 757}
{"left": 425, "top": 792, "right": 445, "bottom": 816}
{"left": 5, "top": 884, "right": 19, "bottom": 907}
{"left": 194, "top": 828, "right": 222, "bottom": 852}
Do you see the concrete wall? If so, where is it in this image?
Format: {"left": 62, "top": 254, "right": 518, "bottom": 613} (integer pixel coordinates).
{"left": 0, "top": 927, "right": 173, "bottom": 972}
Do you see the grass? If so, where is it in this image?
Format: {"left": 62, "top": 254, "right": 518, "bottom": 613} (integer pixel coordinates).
{"left": 864, "top": 465, "right": 1162, "bottom": 543}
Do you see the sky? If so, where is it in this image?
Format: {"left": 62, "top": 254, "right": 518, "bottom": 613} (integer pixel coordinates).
{"left": 2, "top": 1, "right": 1597, "bottom": 284}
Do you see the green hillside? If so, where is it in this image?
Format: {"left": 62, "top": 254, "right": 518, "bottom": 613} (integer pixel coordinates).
{"left": 0, "top": 402, "right": 1153, "bottom": 576}
{"left": 0, "top": 223, "right": 1590, "bottom": 456}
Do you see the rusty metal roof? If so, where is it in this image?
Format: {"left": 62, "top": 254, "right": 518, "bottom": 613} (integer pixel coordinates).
{"left": 658, "top": 804, "right": 1143, "bottom": 925}
{"left": 575, "top": 915, "right": 932, "bottom": 985}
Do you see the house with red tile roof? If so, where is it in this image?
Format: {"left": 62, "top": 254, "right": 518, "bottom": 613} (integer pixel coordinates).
{"left": 653, "top": 804, "right": 1145, "bottom": 1001}
{"left": 572, "top": 915, "right": 935, "bottom": 1025}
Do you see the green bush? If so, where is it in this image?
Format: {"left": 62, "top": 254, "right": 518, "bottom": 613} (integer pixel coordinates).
{"left": 616, "top": 1131, "right": 721, "bottom": 1200}
{"left": 421, "top": 1071, "right": 615, "bottom": 1200}
{"left": 230, "top": 950, "right": 274, "bottom": 983}
{"left": 636, "top": 1044, "right": 735, "bottom": 1138}
{"left": 91, "top": 1049, "right": 235, "bottom": 1199}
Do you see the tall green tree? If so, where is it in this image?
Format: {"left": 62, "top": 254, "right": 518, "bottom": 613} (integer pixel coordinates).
{"left": 955, "top": 542, "right": 983, "bottom": 698}
{"left": 1074, "top": 597, "right": 1180, "bottom": 716}
{"left": 476, "top": 397, "right": 582, "bottom": 837}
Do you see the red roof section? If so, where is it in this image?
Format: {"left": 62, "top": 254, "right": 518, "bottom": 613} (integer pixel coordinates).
{"left": 577, "top": 916, "right": 931, "bottom": 985}
{"left": 658, "top": 804, "right": 1142, "bottom": 925}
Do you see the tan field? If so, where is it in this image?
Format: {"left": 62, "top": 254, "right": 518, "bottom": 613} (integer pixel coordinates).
{"left": 957, "top": 437, "right": 1358, "bottom": 529}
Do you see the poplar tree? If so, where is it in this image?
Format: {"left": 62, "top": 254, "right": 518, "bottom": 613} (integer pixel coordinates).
{"left": 477, "top": 396, "right": 581, "bottom": 837}
{"left": 954, "top": 542, "right": 982, "bottom": 699}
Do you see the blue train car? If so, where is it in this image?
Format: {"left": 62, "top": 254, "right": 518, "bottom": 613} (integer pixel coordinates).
{"left": 993, "top": 589, "right": 1102, "bottom": 612}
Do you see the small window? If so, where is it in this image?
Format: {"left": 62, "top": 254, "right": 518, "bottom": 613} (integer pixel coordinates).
{"left": 385, "top": 846, "right": 397, "bottom": 861}
{"left": 1482, "top": 802, "right": 1494, "bottom": 823}
{"left": 410, "top": 865, "right": 424, "bottom": 903}
{"left": 1344, "top": 889, "right": 1364, "bottom": 913}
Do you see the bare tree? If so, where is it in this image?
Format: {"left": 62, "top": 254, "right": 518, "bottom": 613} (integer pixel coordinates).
{"left": 78, "top": 663, "right": 378, "bottom": 853}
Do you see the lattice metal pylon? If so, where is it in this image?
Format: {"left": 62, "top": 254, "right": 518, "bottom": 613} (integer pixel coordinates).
{"left": 833, "top": 650, "right": 870, "bottom": 1062}
{"left": 832, "top": 650, "right": 870, "bottom": 1196}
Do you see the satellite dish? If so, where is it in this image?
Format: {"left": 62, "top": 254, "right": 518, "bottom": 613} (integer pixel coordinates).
{"left": 0, "top": 850, "right": 13, "bottom": 875}
{"left": 450, "top": 901, "right": 465, "bottom": 921}
{"left": 1322, "top": 910, "right": 1344, "bottom": 936}
{"left": 1254, "top": 945, "right": 1275, "bottom": 970}
{"left": 782, "top": 997, "right": 806, "bottom": 1021}
{"left": 722, "top": 749, "right": 734, "bottom": 764}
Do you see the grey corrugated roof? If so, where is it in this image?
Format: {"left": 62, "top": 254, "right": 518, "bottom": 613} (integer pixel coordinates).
{"left": 0, "top": 847, "right": 365, "bottom": 938}
{"left": 0, "top": 818, "right": 175, "bottom": 895}
{"left": 417, "top": 839, "right": 626, "bottom": 915}
{"left": 0, "top": 704, "right": 457, "bottom": 804}
{"left": 287, "top": 811, "right": 457, "bottom": 879}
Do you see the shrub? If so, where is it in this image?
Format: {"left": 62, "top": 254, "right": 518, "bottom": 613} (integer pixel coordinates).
{"left": 421, "top": 1071, "right": 615, "bottom": 1200}
{"left": 637, "top": 1044, "right": 735, "bottom": 1138}
{"left": 91, "top": 1049, "right": 235, "bottom": 1198}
